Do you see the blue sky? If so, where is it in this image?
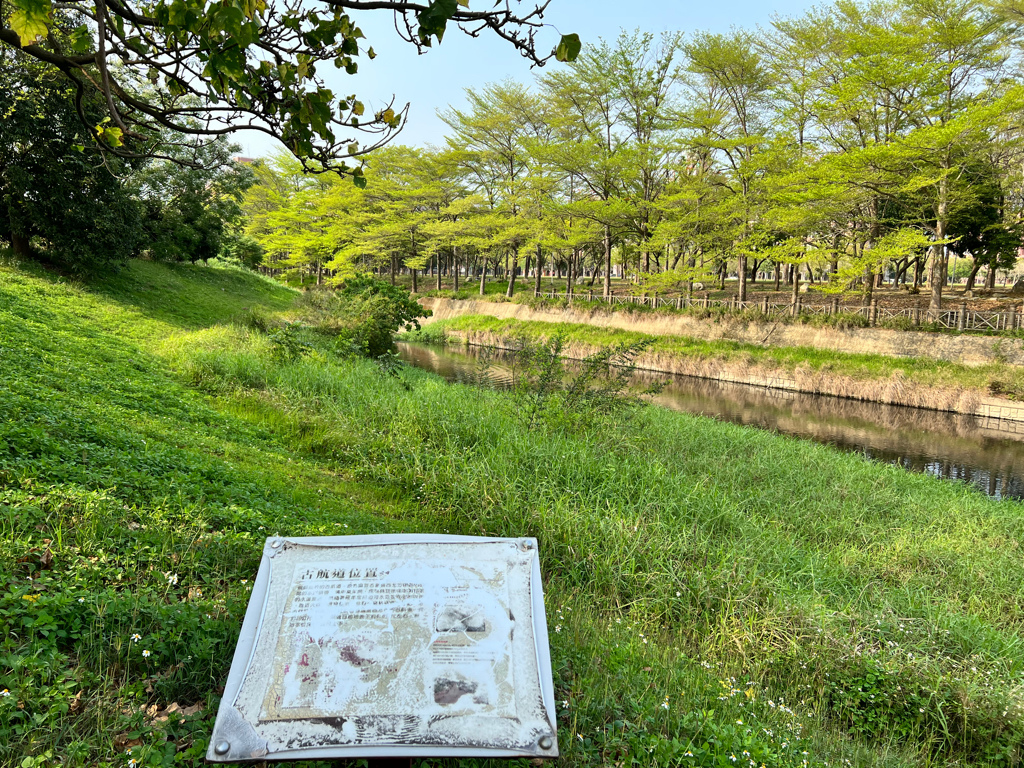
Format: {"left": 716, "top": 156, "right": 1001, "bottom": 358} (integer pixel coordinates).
{"left": 237, "top": 0, "right": 818, "bottom": 158}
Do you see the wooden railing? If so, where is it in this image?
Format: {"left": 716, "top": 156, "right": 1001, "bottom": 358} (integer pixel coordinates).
{"left": 530, "top": 290, "right": 1024, "bottom": 332}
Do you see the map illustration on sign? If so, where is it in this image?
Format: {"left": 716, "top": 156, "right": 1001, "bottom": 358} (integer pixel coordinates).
{"left": 207, "top": 535, "right": 558, "bottom": 762}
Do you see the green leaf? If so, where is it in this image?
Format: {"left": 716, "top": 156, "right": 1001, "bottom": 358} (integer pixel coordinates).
{"left": 10, "top": 0, "right": 52, "bottom": 46}
{"left": 68, "top": 23, "right": 92, "bottom": 53}
{"left": 555, "top": 33, "right": 581, "bottom": 63}
{"left": 417, "top": 0, "right": 458, "bottom": 44}
{"left": 353, "top": 174, "right": 367, "bottom": 189}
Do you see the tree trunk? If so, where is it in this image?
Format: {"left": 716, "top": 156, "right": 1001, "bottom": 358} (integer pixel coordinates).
{"left": 862, "top": 265, "right": 874, "bottom": 307}
{"left": 670, "top": 246, "right": 682, "bottom": 271}
{"left": 566, "top": 251, "right": 575, "bottom": 296}
{"left": 985, "top": 264, "right": 997, "bottom": 291}
{"left": 389, "top": 254, "right": 396, "bottom": 286}
{"left": 603, "top": 225, "right": 612, "bottom": 298}
{"left": 506, "top": 250, "right": 518, "bottom": 298}
{"left": 535, "top": 245, "right": 543, "bottom": 295}
{"left": 774, "top": 262, "right": 781, "bottom": 292}
{"left": 411, "top": 267, "right": 417, "bottom": 293}
{"left": 928, "top": 175, "right": 949, "bottom": 317}
{"left": 453, "top": 248, "right": 459, "bottom": 292}
{"left": 965, "top": 259, "right": 981, "bottom": 291}
{"left": 479, "top": 260, "right": 487, "bottom": 295}
{"left": 738, "top": 254, "right": 747, "bottom": 303}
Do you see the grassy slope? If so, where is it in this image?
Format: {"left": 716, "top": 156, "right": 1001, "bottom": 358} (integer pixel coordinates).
{"left": 2, "top": 260, "right": 1024, "bottom": 768}
{"left": 419, "top": 314, "right": 1024, "bottom": 396}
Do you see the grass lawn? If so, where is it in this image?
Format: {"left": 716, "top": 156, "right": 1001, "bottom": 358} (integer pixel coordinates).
{"left": 2, "top": 259, "right": 1024, "bottom": 767}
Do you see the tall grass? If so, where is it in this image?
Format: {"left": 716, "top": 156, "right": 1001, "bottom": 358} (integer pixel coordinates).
{"left": 3, "top": 261, "right": 1024, "bottom": 767}
{"left": 176, "top": 324, "right": 1024, "bottom": 767}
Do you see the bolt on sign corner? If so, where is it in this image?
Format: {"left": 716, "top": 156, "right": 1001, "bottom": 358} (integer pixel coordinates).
{"left": 207, "top": 534, "right": 558, "bottom": 762}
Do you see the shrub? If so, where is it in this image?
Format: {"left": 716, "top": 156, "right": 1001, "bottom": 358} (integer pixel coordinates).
{"left": 334, "top": 276, "right": 431, "bottom": 358}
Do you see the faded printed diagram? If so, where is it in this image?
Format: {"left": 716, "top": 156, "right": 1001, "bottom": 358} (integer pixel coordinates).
{"left": 257, "top": 560, "right": 516, "bottom": 744}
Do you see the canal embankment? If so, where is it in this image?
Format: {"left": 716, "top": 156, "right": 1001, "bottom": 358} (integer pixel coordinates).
{"left": 414, "top": 299, "right": 1024, "bottom": 423}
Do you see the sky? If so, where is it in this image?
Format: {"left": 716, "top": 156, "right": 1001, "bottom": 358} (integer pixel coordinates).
{"left": 236, "top": 0, "right": 818, "bottom": 159}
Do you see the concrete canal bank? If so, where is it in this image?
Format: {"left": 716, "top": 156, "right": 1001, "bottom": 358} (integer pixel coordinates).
{"left": 416, "top": 297, "right": 1024, "bottom": 424}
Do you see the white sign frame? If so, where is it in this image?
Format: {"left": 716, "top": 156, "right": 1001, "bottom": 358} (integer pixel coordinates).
{"left": 207, "top": 534, "right": 558, "bottom": 762}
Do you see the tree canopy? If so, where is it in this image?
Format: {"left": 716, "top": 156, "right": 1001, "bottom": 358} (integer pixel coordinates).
{"left": 240, "top": 1, "right": 1024, "bottom": 315}
{"left": 1, "top": 0, "right": 580, "bottom": 174}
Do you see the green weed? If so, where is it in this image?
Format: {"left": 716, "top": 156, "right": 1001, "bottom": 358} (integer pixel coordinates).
{"left": 2, "top": 261, "right": 1024, "bottom": 767}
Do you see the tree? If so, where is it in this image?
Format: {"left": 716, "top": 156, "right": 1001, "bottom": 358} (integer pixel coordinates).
{"left": 0, "top": 44, "right": 143, "bottom": 270}
{"left": 441, "top": 81, "right": 546, "bottom": 298}
{"left": 3, "top": 0, "right": 579, "bottom": 174}
{"left": 682, "top": 30, "right": 772, "bottom": 303}
{"left": 135, "top": 139, "right": 255, "bottom": 263}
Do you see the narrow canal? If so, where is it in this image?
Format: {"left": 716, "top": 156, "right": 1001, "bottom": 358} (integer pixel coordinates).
{"left": 397, "top": 341, "right": 1024, "bottom": 501}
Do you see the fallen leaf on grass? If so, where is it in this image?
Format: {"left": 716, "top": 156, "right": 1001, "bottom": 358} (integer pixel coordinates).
{"left": 114, "top": 734, "right": 143, "bottom": 749}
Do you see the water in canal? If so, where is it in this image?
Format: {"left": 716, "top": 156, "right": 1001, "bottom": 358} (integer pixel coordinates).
{"left": 397, "top": 341, "right": 1024, "bottom": 501}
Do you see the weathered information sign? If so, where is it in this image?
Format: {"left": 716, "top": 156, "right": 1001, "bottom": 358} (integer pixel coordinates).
{"left": 207, "top": 534, "right": 558, "bottom": 762}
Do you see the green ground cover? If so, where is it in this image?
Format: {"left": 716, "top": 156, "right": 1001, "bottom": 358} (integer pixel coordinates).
{"left": 2, "top": 259, "right": 1024, "bottom": 768}
{"left": 416, "top": 315, "right": 1024, "bottom": 397}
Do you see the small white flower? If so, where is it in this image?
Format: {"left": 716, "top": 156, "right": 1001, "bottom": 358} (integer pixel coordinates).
{"left": 0, "top": 689, "right": 9, "bottom": 697}
{"left": 130, "top": 633, "right": 141, "bottom": 643}
{"left": 730, "top": 755, "right": 737, "bottom": 763}
{"left": 78, "top": 597, "right": 85, "bottom": 603}
{"left": 676, "top": 591, "right": 681, "bottom": 597}
{"left": 167, "top": 573, "right": 179, "bottom": 586}
{"left": 736, "top": 719, "right": 743, "bottom": 725}
{"left": 142, "top": 649, "right": 151, "bottom": 658}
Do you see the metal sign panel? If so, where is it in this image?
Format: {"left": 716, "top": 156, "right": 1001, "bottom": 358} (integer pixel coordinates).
{"left": 207, "top": 534, "right": 558, "bottom": 762}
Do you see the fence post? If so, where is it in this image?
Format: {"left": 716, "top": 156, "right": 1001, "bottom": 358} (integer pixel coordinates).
{"left": 870, "top": 299, "right": 879, "bottom": 327}
{"left": 914, "top": 302, "right": 922, "bottom": 326}
{"left": 958, "top": 302, "right": 967, "bottom": 331}
{"left": 831, "top": 295, "right": 840, "bottom": 315}
{"left": 762, "top": 296, "right": 769, "bottom": 315}
{"left": 588, "top": 290, "right": 593, "bottom": 302}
